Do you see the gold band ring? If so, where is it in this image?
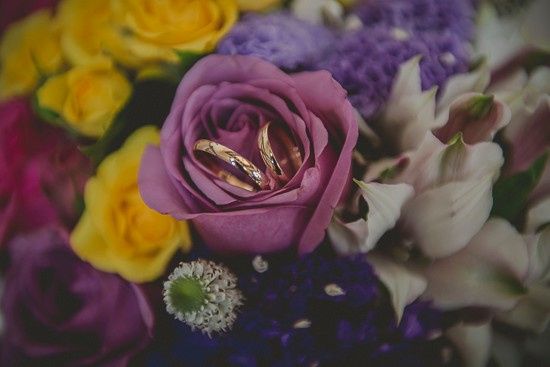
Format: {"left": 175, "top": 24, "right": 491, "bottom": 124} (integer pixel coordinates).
{"left": 258, "top": 122, "right": 302, "bottom": 183}
{"left": 194, "top": 139, "right": 269, "bottom": 192}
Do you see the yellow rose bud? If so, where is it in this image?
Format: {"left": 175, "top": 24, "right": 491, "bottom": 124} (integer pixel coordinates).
{"left": 57, "top": 0, "right": 113, "bottom": 66}
{"left": 0, "top": 10, "right": 63, "bottom": 101}
{"left": 36, "top": 61, "right": 131, "bottom": 138}
{"left": 71, "top": 126, "right": 192, "bottom": 283}
{"left": 237, "top": 0, "right": 281, "bottom": 11}
{"left": 102, "top": 0, "right": 238, "bottom": 69}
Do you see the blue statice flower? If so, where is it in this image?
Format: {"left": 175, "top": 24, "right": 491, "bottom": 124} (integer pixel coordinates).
{"left": 146, "top": 249, "right": 457, "bottom": 367}
{"left": 353, "top": 0, "right": 476, "bottom": 41}
{"left": 317, "top": 27, "right": 470, "bottom": 118}
{"left": 217, "top": 12, "right": 335, "bottom": 71}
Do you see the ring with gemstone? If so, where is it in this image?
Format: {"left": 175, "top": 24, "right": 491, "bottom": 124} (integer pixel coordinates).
{"left": 193, "top": 139, "right": 269, "bottom": 192}
{"left": 257, "top": 122, "right": 302, "bottom": 184}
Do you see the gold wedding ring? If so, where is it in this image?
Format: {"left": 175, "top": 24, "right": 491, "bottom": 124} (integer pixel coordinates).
{"left": 258, "top": 122, "right": 302, "bottom": 183}
{"left": 194, "top": 139, "right": 269, "bottom": 192}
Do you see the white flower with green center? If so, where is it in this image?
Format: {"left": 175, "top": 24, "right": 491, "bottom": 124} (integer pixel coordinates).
{"left": 163, "top": 260, "right": 243, "bottom": 336}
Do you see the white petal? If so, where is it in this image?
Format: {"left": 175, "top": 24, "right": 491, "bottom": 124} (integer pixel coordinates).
{"left": 526, "top": 197, "right": 550, "bottom": 233}
{"left": 475, "top": 3, "right": 526, "bottom": 69}
{"left": 291, "top": 0, "right": 344, "bottom": 26}
{"left": 329, "top": 181, "right": 414, "bottom": 254}
{"left": 437, "top": 64, "right": 491, "bottom": 116}
{"left": 380, "top": 56, "right": 439, "bottom": 151}
{"left": 521, "top": 0, "right": 550, "bottom": 51}
{"left": 401, "top": 176, "right": 494, "bottom": 258}
{"left": 422, "top": 219, "right": 529, "bottom": 310}
{"left": 524, "top": 226, "right": 550, "bottom": 282}
{"left": 446, "top": 322, "right": 492, "bottom": 367}
{"left": 367, "top": 254, "right": 427, "bottom": 323}
{"left": 504, "top": 95, "right": 550, "bottom": 174}
{"left": 396, "top": 132, "right": 503, "bottom": 193}
{"left": 496, "top": 284, "right": 550, "bottom": 333}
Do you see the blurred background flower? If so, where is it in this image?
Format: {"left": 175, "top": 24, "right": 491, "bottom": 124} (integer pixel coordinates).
{"left": 217, "top": 12, "right": 335, "bottom": 71}
{"left": 0, "top": 98, "right": 91, "bottom": 248}
{"left": 71, "top": 126, "right": 192, "bottom": 283}
{"left": 0, "top": 10, "right": 63, "bottom": 101}
{"left": 1, "top": 227, "right": 154, "bottom": 366}
{"left": 36, "top": 60, "right": 131, "bottom": 138}
{"left": 147, "top": 249, "right": 456, "bottom": 366}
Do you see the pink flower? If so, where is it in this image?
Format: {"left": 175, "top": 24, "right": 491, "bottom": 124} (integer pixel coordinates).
{"left": 0, "top": 98, "right": 91, "bottom": 246}
{"left": 139, "top": 55, "right": 358, "bottom": 255}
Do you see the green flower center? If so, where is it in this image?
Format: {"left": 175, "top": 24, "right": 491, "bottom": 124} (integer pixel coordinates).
{"left": 168, "top": 277, "right": 206, "bottom": 313}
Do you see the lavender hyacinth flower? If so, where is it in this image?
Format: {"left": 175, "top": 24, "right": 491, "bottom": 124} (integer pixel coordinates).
{"left": 146, "top": 249, "right": 456, "bottom": 366}
{"left": 353, "top": 0, "right": 476, "bottom": 41}
{"left": 217, "top": 12, "right": 335, "bottom": 71}
{"left": 317, "top": 27, "right": 470, "bottom": 118}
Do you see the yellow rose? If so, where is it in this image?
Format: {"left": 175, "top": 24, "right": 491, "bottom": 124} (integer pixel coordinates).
{"left": 103, "top": 0, "right": 238, "bottom": 69}
{"left": 71, "top": 126, "right": 192, "bottom": 283}
{"left": 237, "top": 0, "right": 281, "bottom": 11}
{"left": 36, "top": 61, "right": 131, "bottom": 138}
{"left": 57, "top": 0, "right": 113, "bottom": 66}
{"left": 0, "top": 10, "right": 63, "bottom": 101}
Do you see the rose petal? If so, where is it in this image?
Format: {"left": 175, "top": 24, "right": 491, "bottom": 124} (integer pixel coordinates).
{"left": 291, "top": 70, "right": 358, "bottom": 254}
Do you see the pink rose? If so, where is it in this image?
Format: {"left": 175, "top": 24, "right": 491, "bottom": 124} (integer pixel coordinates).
{"left": 0, "top": 99, "right": 91, "bottom": 246}
{"left": 139, "top": 55, "right": 357, "bottom": 255}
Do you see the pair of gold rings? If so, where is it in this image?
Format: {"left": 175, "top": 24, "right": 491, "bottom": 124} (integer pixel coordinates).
{"left": 193, "top": 123, "right": 302, "bottom": 192}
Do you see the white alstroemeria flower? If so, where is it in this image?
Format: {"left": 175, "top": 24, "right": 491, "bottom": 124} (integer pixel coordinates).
{"left": 501, "top": 67, "right": 550, "bottom": 175}
{"left": 329, "top": 180, "right": 414, "bottom": 255}
{"left": 379, "top": 56, "right": 510, "bottom": 152}
{"left": 475, "top": 0, "right": 550, "bottom": 70}
{"left": 393, "top": 132, "right": 504, "bottom": 258}
{"left": 495, "top": 199, "right": 550, "bottom": 333}
{"left": 421, "top": 218, "right": 529, "bottom": 310}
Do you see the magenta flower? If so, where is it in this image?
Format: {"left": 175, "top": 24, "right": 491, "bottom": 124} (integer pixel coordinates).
{"left": 0, "top": 98, "right": 91, "bottom": 247}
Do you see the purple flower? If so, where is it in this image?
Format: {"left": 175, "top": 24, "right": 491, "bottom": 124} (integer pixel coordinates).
{"left": 217, "top": 12, "right": 335, "bottom": 71}
{"left": 1, "top": 227, "right": 154, "bottom": 366}
{"left": 139, "top": 55, "right": 358, "bottom": 255}
{"left": 145, "top": 250, "right": 455, "bottom": 366}
{"left": 317, "top": 27, "right": 470, "bottom": 118}
{"left": 353, "top": 0, "right": 476, "bottom": 41}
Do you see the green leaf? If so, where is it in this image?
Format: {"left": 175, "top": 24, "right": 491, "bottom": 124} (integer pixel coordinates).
{"left": 491, "top": 153, "right": 548, "bottom": 223}
{"left": 176, "top": 51, "right": 204, "bottom": 74}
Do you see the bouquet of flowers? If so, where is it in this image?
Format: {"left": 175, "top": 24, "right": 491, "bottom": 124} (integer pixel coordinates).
{"left": 0, "top": 0, "right": 549, "bottom": 365}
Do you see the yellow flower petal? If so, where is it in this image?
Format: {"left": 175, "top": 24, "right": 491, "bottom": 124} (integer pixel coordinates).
{"left": 71, "top": 126, "right": 192, "bottom": 283}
